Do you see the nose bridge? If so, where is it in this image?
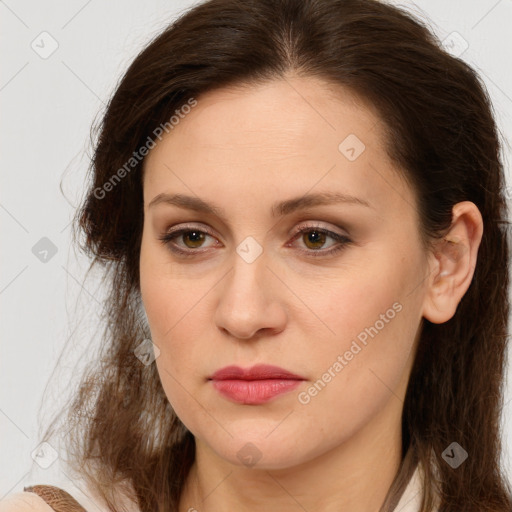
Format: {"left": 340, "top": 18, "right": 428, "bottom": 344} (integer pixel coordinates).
{"left": 214, "top": 237, "right": 286, "bottom": 339}
{"left": 223, "top": 238, "right": 269, "bottom": 310}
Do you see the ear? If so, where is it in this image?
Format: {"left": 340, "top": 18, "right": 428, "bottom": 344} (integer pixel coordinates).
{"left": 422, "top": 201, "right": 483, "bottom": 324}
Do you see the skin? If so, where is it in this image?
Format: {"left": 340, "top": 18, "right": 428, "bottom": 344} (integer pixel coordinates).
{"left": 139, "top": 74, "right": 483, "bottom": 512}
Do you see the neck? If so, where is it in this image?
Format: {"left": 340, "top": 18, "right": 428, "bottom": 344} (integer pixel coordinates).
{"left": 179, "top": 394, "right": 405, "bottom": 512}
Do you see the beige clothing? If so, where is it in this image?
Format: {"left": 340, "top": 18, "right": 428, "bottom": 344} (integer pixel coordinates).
{"left": 0, "top": 463, "right": 436, "bottom": 511}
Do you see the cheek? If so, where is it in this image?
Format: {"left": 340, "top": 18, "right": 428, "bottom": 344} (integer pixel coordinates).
{"left": 292, "top": 296, "right": 417, "bottom": 453}
{"left": 303, "top": 251, "right": 423, "bottom": 417}
{"left": 139, "top": 241, "right": 214, "bottom": 416}
{"left": 140, "top": 229, "right": 197, "bottom": 343}
{"left": 140, "top": 269, "right": 208, "bottom": 425}
{"left": 141, "top": 271, "right": 204, "bottom": 373}
{"left": 318, "top": 267, "right": 403, "bottom": 351}
{"left": 140, "top": 236, "right": 191, "bottom": 372}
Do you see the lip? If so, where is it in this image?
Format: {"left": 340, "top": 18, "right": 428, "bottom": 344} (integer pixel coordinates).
{"left": 209, "top": 364, "right": 305, "bottom": 405}
{"left": 210, "top": 364, "right": 305, "bottom": 381}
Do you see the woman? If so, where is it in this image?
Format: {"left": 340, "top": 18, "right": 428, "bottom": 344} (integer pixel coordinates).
{"left": 2, "top": 0, "right": 511, "bottom": 511}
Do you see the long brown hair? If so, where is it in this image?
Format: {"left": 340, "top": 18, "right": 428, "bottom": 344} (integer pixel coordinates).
{"left": 39, "top": 0, "right": 512, "bottom": 510}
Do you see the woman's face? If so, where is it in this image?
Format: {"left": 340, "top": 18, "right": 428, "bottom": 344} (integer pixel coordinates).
{"left": 139, "top": 75, "right": 430, "bottom": 470}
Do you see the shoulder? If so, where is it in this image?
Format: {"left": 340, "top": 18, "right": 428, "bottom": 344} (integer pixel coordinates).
{"left": 0, "top": 491, "right": 55, "bottom": 511}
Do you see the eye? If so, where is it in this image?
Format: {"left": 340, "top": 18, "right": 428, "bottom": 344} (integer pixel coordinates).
{"left": 157, "top": 222, "right": 352, "bottom": 258}
{"left": 158, "top": 224, "right": 219, "bottom": 256}
{"left": 287, "top": 223, "right": 352, "bottom": 257}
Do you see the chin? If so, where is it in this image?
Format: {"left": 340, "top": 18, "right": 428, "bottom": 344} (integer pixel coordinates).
{"left": 206, "top": 433, "right": 317, "bottom": 471}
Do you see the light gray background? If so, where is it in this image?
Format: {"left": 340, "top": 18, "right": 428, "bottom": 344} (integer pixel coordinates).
{"left": 1, "top": 0, "right": 512, "bottom": 501}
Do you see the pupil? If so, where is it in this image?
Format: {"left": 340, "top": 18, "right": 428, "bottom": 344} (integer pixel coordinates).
{"left": 185, "top": 231, "right": 205, "bottom": 247}
{"left": 305, "top": 230, "right": 325, "bottom": 248}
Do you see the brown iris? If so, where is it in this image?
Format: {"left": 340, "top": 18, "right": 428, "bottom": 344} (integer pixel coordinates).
{"left": 302, "top": 230, "right": 326, "bottom": 250}
{"left": 182, "top": 230, "right": 206, "bottom": 248}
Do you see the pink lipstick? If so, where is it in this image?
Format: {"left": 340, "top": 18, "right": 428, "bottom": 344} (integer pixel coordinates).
{"left": 209, "top": 364, "right": 305, "bottom": 405}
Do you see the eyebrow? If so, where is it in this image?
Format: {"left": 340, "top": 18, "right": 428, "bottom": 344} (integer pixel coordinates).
{"left": 147, "top": 191, "right": 372, "bottom": 219}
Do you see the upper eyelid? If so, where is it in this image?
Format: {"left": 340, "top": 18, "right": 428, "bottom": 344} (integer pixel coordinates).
{"left": 163, "top": 220, "right": 348, "bottom": 235}
{"left": 162, "top": 222, "right": 349, "bottom": 245}
{"left": 158, "top": 223, "right": 353, "bottom": 260}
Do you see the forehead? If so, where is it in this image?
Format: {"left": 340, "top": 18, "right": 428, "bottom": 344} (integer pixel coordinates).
{"left": 147, "top": 76, "right": 383, "bottom": 156}
{"left": 142, "top": 75, "right": 413, "bottom": 217}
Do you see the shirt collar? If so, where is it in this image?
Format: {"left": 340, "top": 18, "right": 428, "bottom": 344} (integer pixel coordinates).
{"left": 394, "top": 462, "right": 423, "bottom": 511}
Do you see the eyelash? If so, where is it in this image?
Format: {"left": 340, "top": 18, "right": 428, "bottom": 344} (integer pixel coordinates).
{"left": 157, "top": 223, "right": 352, "bottom": 259}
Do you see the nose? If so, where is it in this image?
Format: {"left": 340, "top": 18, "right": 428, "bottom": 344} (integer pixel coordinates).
{"left": 214, "top": 250, "right": 288, "bottom": 340}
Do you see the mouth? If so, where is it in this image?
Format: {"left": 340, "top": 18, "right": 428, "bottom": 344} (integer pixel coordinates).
{"left": 208, "top": 364, "right": 305, "bottom": 405}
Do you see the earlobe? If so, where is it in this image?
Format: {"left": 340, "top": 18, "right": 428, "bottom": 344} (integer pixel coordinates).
{"left": 421, "top": 201, "right": 483, "bottom": 324}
